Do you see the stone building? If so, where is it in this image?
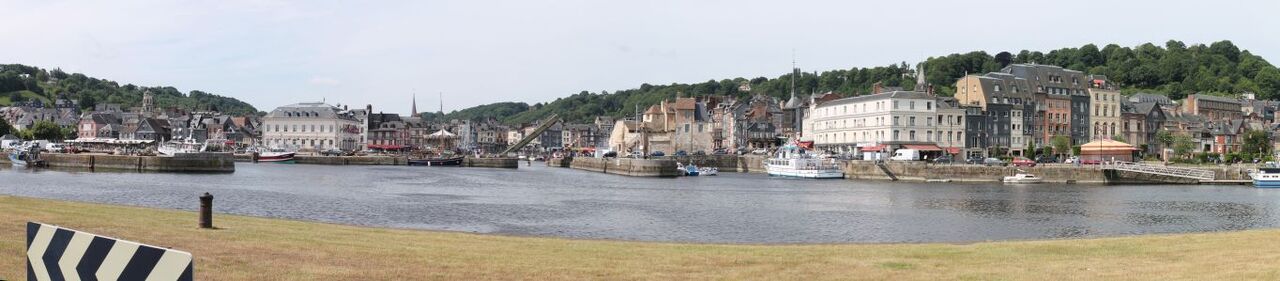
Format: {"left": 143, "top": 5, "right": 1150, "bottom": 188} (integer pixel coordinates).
{"left": 261, "top": 102, "right": 362, "bottom": 151}
{"left": 1182, "top": 94, "right": 1243, "bottom": 121}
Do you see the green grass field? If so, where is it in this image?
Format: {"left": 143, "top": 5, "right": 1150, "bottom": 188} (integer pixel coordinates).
{"left": 2, "top": 195, "right": 1279, "bottom": 280}
{"left": 0, "top": 90, "right": 50, "bottom": 106}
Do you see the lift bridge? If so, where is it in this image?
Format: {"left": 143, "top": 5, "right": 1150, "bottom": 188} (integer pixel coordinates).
{"left": 1104, "top": 161, "right": 1216, "bottom": 182}
{"left": 500, "top": 113, "right": 562, "bottom": 155}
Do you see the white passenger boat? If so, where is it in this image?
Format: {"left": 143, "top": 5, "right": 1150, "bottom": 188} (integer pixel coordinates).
{"left": 1252, "top": 162, "right": 1280, "bottom": 188}
{"left": 1002, "top": 172, "right": 1043, "bottom": 184}
{"left": 157, "top": 139, "right": 206, "bottom": 156}
{"left": 698, "top": 167, "right": 719, "bottom": 176}
{"left": 764, "top": 144, "right": 843, "bottom": 179}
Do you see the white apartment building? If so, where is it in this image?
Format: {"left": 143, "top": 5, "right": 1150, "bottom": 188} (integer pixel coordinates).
{"left": 808, "top": 91, "right": 939, "bottom": 153}
{"left": 262, "top": 102, "right": 362, "bottom": 151}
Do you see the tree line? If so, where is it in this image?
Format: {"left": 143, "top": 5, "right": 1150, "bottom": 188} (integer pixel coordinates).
{"left": 445, "top": 40, "right": 1278, "bottom": 125}
{"left": 0, "top": 64, "right": 260, "bottom": 116}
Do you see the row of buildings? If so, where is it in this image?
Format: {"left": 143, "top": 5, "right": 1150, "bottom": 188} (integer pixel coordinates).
{"left": 2, "top": 92, "right": 262, "bottom": 150}
{"left": 802, "top": 63, "right": 1278, "bottom": 159}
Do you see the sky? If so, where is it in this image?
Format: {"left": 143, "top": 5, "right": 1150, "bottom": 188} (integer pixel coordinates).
{"left": 1, "top": 0, "right": 1277, "bottom": 114}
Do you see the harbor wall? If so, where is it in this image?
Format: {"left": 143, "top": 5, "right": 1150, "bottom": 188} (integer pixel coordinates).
{"left": 843, "top": 161, "right": 1109, "bottom": 184}
{"left": 39, "top": 153, "right": 234, "bottom": 173}
{"left": 464, "top": 157, "right": 519, "bottom": 168}
{"left": 565, "top": 157, "right": 682, "bottom": 177}
{"left": 289, "top": 156, "right": 405, "bottom": 165}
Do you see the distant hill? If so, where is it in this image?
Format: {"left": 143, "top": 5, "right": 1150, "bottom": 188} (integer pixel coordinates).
{"left": 0, "top": 64, "right": 259, "bottom": 115}
{"left": 445, "top": 40, "right": 1280, "bottom": 124}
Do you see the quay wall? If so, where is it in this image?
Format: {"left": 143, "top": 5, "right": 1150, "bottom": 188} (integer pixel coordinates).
{"left": 843, "top": 161, "right": 1109, "bottom": 184}
{"left": 565, "top": 157, "right": 682, "bottom": 177}
{"left": 39, "top": 153, "right": 234, "bottom": 173}
{"left": 290, "top": 156, "right": 404, "bottom": 165}
{"left": 464, "top": 157, "right": 519, "bottom": 168}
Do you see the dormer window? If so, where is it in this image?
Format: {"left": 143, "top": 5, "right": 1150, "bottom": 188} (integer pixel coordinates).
{"left": 994, "top": 85, "right": 1002, "bottom": 92}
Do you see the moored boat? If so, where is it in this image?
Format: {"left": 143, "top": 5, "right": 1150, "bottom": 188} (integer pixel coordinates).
{"left": 257, "top": 151, "right": 297, "bottom": 163}
{"left": 7, "top": 143, "right": 42, "bottom": 167}
{"left": 676, "top": 162, "right": 700, "bottom": 176}
{"left": 698, "top": 167, "right": 719, "bottom": 176}
{"left": 408, "top": 156, "right": 464, "bottom": 166}
{"left": 1003, "top": 172, "right": 1043, "bottom": 184}
{"left": 1252, "top": 163, "right": 1280, "bottom": 188}
{"left": 764, "top": 143, "right": 843, "bottom": 179}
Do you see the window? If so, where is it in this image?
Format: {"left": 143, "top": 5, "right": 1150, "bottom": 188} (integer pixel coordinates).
{"left": 893, "top": 101, "right": 900, "bottom": 109}
{"left": 893, "top": 116, "right": 900, "bottom": 126}
{"left": 910, "top": 101, "right": 916, "bottom": 110}
{"left": 926, "top": 102, "right": 932, "bottom": 110}
{"left": 909, "top": 116, "right": 916, "bottom": 126}
{"left": 909, "top": 130, "right": 916, "bottom": 141}
{"left": 994, "top": 85, "right": 1002, "bottom": 92}
{"left": 893, "top": 130, "right": 900, "bottom": 141}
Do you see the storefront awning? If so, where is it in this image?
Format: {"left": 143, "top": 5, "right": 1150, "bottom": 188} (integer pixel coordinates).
{"left": 903, "top": 144, "right": 943, "bottom": 151}
{"left": 946, "top": 147, "right": 962, "bottom": 154}
{"left": 859, "top": 144, "right": 887, "bottom": 152}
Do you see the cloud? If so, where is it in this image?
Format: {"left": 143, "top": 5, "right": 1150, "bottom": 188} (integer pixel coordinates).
{"left": 308, "top": 77, "right": 341, "bottom": 86}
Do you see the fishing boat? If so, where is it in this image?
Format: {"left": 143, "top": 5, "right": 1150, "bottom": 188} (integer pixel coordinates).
{"left": 257, "top": 150, "right": 297, "bottom": 163}
{"left": 764, "top": 143, "right": 843, "bottom": 179}
{"left": 157, "top": 139, "right": 205, "bottom": 156}
{"left": 408, "top": 156, "right": 464, "bottom": 166}
{"left": 7, "top": 143, "right": 42, "bottom": 167}
{"left": 1002, "top": 172, "right": 1044, "bottom": 184}
{"left": 1252, "top": 162, "right": 1280, "bottom": 188}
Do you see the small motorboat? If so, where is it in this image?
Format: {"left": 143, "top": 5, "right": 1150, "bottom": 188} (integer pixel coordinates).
{"left": 698, "top": 167, "right": 719, "bottom": 176}
{"left": 409, "top": 156, "right": 464, "bottom": 166}
{"left": 1003, "top": 172, "right": 1043, "bottom": 184}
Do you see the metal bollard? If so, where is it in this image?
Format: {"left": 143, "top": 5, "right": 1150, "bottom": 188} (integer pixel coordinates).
{"left": 199, "top": 192, "right": 214, "bottom": 229}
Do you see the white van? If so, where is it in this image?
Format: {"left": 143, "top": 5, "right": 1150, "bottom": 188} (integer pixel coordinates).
{"left": 890, "top": 149, "right": 921, "bottom": 161}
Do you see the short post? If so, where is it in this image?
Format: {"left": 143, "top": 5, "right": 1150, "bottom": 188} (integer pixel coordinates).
{"left": 199, "top": 192, "right": 214, "bottom": 229}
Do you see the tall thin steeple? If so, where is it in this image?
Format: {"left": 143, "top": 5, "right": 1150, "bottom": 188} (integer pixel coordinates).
{"left": 790, "top": 50, "right": 797, "bottom": 100}
{"left": 411, "top": 92, "right": 418, "bottom": 117}
{"left": 438, "top": 92, "right": 444, "bottom": 115}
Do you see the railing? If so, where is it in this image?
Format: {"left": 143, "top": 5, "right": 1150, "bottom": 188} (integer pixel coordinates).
{"left": 1105, "top": 161, "right": 1215, "bottom": 180}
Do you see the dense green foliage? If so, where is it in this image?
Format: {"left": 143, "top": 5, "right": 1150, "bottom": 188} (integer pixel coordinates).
{"left": 447, "top": 40, "right": 1277, "bottom": 124}
{"left": 0, "top": 64, "right": 259, "bottom": 115}
{"left": 0, "top": 117, "right": 12, "bottom": 136}
{"left": 14, "top": 121, "right": 70, "bottom": 141}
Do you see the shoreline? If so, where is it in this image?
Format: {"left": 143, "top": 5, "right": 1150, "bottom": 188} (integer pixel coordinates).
{"left": 4, "top": 195, "right": 1280, "bottom": 279}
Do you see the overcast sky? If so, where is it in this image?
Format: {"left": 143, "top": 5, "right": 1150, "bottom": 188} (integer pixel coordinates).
{"left": 2, "top": 0, "right": 1276, "bottom": 114}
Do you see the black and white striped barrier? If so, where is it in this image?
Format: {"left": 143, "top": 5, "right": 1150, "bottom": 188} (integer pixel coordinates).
{"left": 26, "top": 222, "right": 193, "bottom": 281}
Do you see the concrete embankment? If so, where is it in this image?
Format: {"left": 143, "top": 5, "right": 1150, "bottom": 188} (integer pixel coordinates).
{"left": 845, "top": 161, "right": 1107, "bottom": 184}
{"left": 464, "top": 157, "right": 519, "bottom": 168}
{"left": 660, "top": 155, "right": 769, "bottom": 173}
{"left": 37, "top": 153, "right": 235, "bottom": 173}
{"left": 558, "top": 157, "right": 682, "bottom": 177}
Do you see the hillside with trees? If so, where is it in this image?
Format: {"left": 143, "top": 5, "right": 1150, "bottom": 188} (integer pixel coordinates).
{"left": 446, "top": 40, "right": 1278, "bottom": 124}
{"left": 0, "top": 64, "right": 259, "bottom": 115}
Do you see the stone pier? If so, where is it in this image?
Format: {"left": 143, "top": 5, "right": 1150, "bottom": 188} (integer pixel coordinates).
{"left": 38, "top": 153, "right": 235, "bottom": 173}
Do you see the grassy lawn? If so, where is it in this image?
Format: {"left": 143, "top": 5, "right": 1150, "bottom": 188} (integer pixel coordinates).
{"left": 2, "top": 195, "right": 1280, "bottom": 280}
{"left": 0, "top": 90, "right": 50, "bottom": 106}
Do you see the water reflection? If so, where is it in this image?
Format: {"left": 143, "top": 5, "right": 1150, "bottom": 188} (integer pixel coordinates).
{"left": 1, "top": 163, "right": 1279, "bottom": 243}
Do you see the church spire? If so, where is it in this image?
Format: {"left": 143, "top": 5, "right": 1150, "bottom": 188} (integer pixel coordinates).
{"left": 411, "top": 92, "right": 418, "bottom": 117}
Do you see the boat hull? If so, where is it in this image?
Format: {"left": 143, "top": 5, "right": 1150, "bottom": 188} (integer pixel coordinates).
{"left": 409, "top": 157, "right": 464, "bottom": 166}
{"left": 1254, "top": 180, "right": 1280, "bottom": 188}
{"left": 257, "top": 152, "right": 296, "bottom": 163}
{"left": 8, "top": 153, "right": 27, "bottom": 166}
{"left": 766, "top": 167, "right": 844, "bottom": 179}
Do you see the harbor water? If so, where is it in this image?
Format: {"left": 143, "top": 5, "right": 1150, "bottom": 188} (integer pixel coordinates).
{"left": 2, "top": 163, "right": 1278, "bottom": 243}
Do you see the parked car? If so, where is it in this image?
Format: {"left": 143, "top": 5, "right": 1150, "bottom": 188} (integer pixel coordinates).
{"left": 692, "top": 151, "right": 706, "bottom": 156}
{"left": 650, "top": 151, "right": 666, "bottom": 157}
{"left": 44, "top": 143, "right": 64, "bottom": 153}
{"left": 712, "top": 148, "right": 728, "bottom": 155}
{"left": 675, "top": 150, "right": 688, "bottom": 156}
{"left": 1035, "top": 155, "right": 1058, "bottom": 163}
{"left": 629, "top": 151, "right": 644, "bottom": 158}
{"left": 602, "top": 151, "right": 618, "bottom": 158}
{"left": 932, "top": 155, "right": 954, "bottom": 164}
{"left": 983, "top": 157, "right": 1006, "bottom": 166}
{"left": 1011, "top": 157, "right": 1036, "bottom": 167}
{"left": 966, "top": 156, "right": 985, "bottom": 165}
{"left": 1064, "top": 156, "right": 1079, "bottom": 164}
{"left": 320, "top": 148, "right": 344, "bottom": 156}
{"left": 751, "top": 148, "right": 768, "bottom": 155}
